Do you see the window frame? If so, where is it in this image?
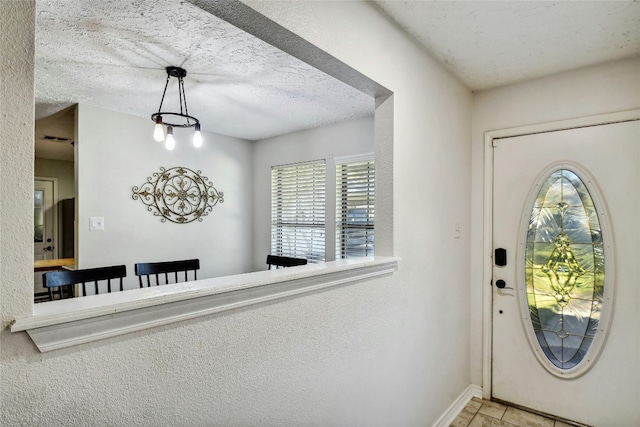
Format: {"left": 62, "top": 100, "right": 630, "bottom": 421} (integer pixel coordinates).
{"left": 335, "top": 153, "right": 375, "bottom": 259}
{"left": 271, "top": 159, "right": 327, "bottom": 263}
{"left": 518, "top": 162, "right": 613, "bottom": 378}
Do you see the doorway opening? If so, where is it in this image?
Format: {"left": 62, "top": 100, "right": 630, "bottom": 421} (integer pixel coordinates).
{"left": 34, "top": 105, "right": 76, "bottom": 302}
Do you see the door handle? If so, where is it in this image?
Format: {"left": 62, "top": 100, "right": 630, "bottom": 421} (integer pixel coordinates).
{"left": 494, "top": 279, "right": 514, "bottom": 290}
{"left": 44, "top": 246, "right": 53, "bottom": 251}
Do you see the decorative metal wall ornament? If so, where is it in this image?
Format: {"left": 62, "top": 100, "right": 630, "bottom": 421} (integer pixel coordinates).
{"left": 132, "top": 166, "right": 223, "bottom": 224}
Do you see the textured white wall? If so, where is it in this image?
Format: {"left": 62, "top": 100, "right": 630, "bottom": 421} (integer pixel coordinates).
{"left": 0, "top": 0, "right": 35, "bottom": 321}
{"left": 470, "top": 57, "right": 640, "bottom": 386}
{"left": 252, "top": 115, "right": 374, "bottom": 269}
{"left": 76, "top": 104, "right": 254, "bottom": 288}
{"left": 236, "top": 1, "right": 475, "bottom": 423}
{"left": 1, "top": 2, "right": 472, "bottom": 426}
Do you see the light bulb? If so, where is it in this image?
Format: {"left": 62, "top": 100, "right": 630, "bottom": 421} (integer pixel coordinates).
{"left": 165, "top": 126, "right": 175, "bottom": 150}
{"left": 153, "top": 116, "right": 165, "bottom": 142}
{"left": 193, "top": 123, "right": 203, "bottom": 148}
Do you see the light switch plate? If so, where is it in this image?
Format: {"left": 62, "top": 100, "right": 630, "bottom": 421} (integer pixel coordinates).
{"left": 453, "top": 221, "right": 461, "bottom": 239}
{"left": 89, "top": 217, "right": 104, "bottom": 231}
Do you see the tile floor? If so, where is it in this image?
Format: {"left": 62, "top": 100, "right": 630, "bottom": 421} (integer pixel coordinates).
{"left": 450, "top": 398, "right": 579, "bottom": 427}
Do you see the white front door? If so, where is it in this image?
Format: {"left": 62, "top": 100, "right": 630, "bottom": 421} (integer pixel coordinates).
{"left": 492, "top": 120, "right": 639, "bottom": 426}
{"left": 34, "top": 179, "right": 56, "bottom": 293}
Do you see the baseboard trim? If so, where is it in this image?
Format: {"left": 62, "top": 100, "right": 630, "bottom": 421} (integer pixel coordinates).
{"left": 432, "top": 384, "right": 483, "bottom": 427}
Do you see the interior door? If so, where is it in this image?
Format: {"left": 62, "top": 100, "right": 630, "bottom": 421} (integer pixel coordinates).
{"left": 34, "top": 179, "right": 56, "bottom": 293}
{"left": 492, "top": 120, "right": 639, "bottom": 426}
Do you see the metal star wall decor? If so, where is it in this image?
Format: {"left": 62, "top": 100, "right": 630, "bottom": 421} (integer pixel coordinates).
{"left": 132, "top": 166, "right": 224, "bottom": 224}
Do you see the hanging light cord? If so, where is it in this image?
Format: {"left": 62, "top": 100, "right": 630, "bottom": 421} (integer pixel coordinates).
{"left": 157, "top": 74, "right": 171, "bottom": 115}
{"left": 179, "top": 77, "right": 191, "bottom": 126}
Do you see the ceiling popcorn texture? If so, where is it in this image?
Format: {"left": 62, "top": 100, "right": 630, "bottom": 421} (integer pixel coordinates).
{"left": 35, "top": 0, "right": 374, "bottom": 142}
{"left": 374, "top": 1, "right": 640, "bottom": 91}
{"left": 34, "top": 0, "right": 640, "bottom": 156}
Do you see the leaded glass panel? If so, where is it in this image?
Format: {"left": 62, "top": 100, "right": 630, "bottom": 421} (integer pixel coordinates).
{"left": 525, "top": 169, "right": 604, "bottom": 370}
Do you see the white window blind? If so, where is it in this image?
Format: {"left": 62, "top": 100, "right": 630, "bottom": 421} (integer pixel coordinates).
{"left": 271, "top": 160, "right": 326, "bottom": 262}
{"left": 336, "top": 159, "right": 375, "bottom": 258}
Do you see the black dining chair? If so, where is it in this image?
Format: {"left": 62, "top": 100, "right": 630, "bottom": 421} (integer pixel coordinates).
{"left": 134, "top": 259, "right": 200, "bottom": 287}
{"left": 266, "top": 255, "right": 308, "bottom": 270}
{"left": 42, "top": 265, "right": 127, "bottom": 301}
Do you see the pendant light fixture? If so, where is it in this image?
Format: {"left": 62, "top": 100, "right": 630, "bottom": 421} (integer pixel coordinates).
{"left": 151, "top": 66, "right": 202, "bottom": 150}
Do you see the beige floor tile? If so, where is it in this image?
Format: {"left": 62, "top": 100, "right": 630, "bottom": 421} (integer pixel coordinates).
{"left": 452, "top": 406, "right": 481, "bottom": 427}
{"left": 458, "top": 399, "right": 581, "bottom": 427}
{"left": 502, "top": 407, "right": 555, "bottom": 427}
{"left": 465, "top": 399, "right": 483, "bottom": 413}
{"left": 478, "top": 400, "right": 508, "bottom": 419}
{"left": 451, "top": 414, "right": 471, "bottom": 427}
{"left": 469, "top": 412, "right": 518, "bottom": 427}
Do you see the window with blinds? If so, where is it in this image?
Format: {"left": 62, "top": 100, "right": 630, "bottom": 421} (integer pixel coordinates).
{"left": 271, "top": 160, "right": 326, "bottom": 263}
{"left": 336, "top": 159, "right": 375, "bottom": 258}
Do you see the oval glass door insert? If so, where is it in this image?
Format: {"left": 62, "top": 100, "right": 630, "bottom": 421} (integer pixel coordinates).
{"left": 525, "top": 168, "right": 607, "bottom": 373}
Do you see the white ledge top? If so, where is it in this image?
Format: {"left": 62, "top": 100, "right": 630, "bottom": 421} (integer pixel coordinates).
{"left": 11, "top": 257, "right": 398, "bottom": 352}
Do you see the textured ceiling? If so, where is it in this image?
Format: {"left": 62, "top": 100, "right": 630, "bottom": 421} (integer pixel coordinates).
{"left": 374, "top": 1, "right": 640, "bottom": 91}
{"left": 35, "top": 0, "right": 374, "bottom": 151}
{"left": 34, "top": 106, "right": 75, "bottom": 161}
{"left": 35, "top": 1, "right": 640, "bottom": 161}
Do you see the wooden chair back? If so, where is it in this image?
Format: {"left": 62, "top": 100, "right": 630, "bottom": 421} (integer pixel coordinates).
{"left": 134, "top": 259, "right": 200, "bottom": 287}
{"left": 43, "top": 265, "right": 127, "bottom": 300}
{"left": 266, "top": 255, "right": 308, "bottom": 270}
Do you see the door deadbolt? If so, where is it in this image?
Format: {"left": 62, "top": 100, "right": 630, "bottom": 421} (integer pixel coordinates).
{"left": 495, "top": 248, "right": 507, "bottom": 266}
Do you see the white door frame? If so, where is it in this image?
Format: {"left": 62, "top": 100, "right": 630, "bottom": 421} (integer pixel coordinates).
{"left": 34, "top": 176, "right": 59, "bottom": 258}
{"left": 481, "top": 109, "right": 640, "bottom": 400}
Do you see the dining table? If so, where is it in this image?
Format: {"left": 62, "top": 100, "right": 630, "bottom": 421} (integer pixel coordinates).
{"left": 34, "top": 258, "right": 75, "bottom": 272}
